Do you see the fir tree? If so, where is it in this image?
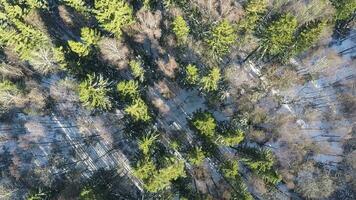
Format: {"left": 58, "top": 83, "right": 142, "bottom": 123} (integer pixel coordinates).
{"left": 331, "top": 0, "right": 356, "bottom": 21}
{"left": 238, "top": 0, "right": 268, "bottom": 35}
{"left": 94, "top": 0, "right": 134, "bottom": 38}
{"left": 79, "top": 74, "right": 112, "bottom": 110}
{"left": 116, "top": 80, "right": 139, "bottom": 99}
{"left": 68, "top": 27, "right": 100, "bottom": 56}
{"left": 294, "top": 20, "right": 325, "bottom": 54}
{"left": 129, "top": 60, "right": 145, "bottom": 82}
{"left": 200, "top": 67, "right": 221, "bottom": 92}
{"left": 191, "top": 111, "right": 216, "bottom": 138}
{"left": 259, "top": 13, "right": 298, "bottom": 59}
{"left": 172, "top": 15, "right": 190, "bottom": 45}
{"left": 206, "top": 20, "right": 236, "bottom": 58}
{"left": 188, "top": 146, "right": 205, "bottom": 166}
{"left": 218, "top": 129, "right": 245, "bottom": 146}
{"left": 184, "top": 64, "right": 199, "bottom": 85}
{"left": 125, "top": 98, "right": 151, "bottom": 122}
{"left": 138, "top": 134, "right": 158, "bottom": 155}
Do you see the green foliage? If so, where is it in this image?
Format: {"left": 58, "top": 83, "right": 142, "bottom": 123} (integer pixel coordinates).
{"left": 145, "top": 160, "right": 186, "bottom": 193}
{"left": 331, "top": 0, "right": 356, "bottom": 21}
{"left": 125, "top": 98, "right": 151, "bottom": 122}
{"left": 79, "top": 74, "right": 112, "bottom": 110}
{"left": 79, "top": 186, "right": 97, "bottom": 200}
{"left": 220, "top": 161, "right": 253, "bottom": 200}
{"left": 134, "top": 159, "right": 186, "bottom": 193}
{"left": 26, "top": 188, "right": 48, "bottom": 200}
{"left": 221, "top": 160, "right": 239, "bottom": 179}
{"left": 200, "top": 67, "right": 221, "bottom": 92}
{"left": 141, "top": 0, "right": 151, "bottom": 9}
{"left": 24, "top": 0, "right": 48, "bottom": 9}
{"left": 238, "top": 0, "right": 268, "bottom": 34}
{"left": 239, "top": 146, "right": 281, "bottom": 184}
{"left": 294, "top": 21, "right": 325, "bottom": 54}
{"left": 0, "top": 80, "right": 20, "bottom": 105}
{"left": 259, "top": 13, "right": 298, "bottom": 58}
{"left": 172, "top": 15, "right": 190, "bottom": 45}
{"left": 129, "top": 60, "right": 145, "bottom": 82}
{"left": 134, "top": 158, "right": 156, "bottom": 180}
{"left": 188, "top": 146, "right": 205, "bottom": 166}
{"left": 94, "top": 0, "right": 134, "bottom": 38}
{"left": 218, "top": 129, "right": 245, "bottom": 146}
{"left": 191, "top": 111, "right": 216, "bottom": 138}
{"left": 206, "top": 20, "right": 236, "bottom": 58}
{"left": 184, "top": 64, "right": 199, "bottom": 85}
{"left": 116, "top": 80, "right": 139, "bottom": 99}
{"left": 63, "top": 0, "right": 90, "bottom": 14}
{"left": 68, "top": 27, "right": 100, "bottom": 56}
{"left": 2, "top": 19, "right": 49, "bottom": 60}
{"left": 68, "top": 41, "right": 89, "bottom": 56}
{"left": 138, "top": 134, "right": 158, "bottom": 155}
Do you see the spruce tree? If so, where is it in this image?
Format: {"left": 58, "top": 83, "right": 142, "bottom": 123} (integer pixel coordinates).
{"left": 116, "top": 80, "right": 139, "bottom": 99}
{"left": 79, "top": 74, "right": 112, "bottom": 110}
{"left": 172, "top": 15, "right": 190, "bottom": 45}
{"left": 238, "top": 0, "right": 268, "bottom": 35}
{"left": 294, "top": 21, "right": 325, "bottom": 54}
{"left": 259, "top": 13, "right": 298, "bottom": 59}
{"left": 331, "top": 0, "right": 356, "bottom": 21}
{"left": 125, "top": 98, "right": 151, "bottom": 122}
{"left": 206, "top": 20, "right": 236, "bottom": 58}
{"left": 94, "top": 0, "right": 134, "bottom": 38}
{"left": 200, "top": 67, "right": 221, "bottom": 92}
{"left": 188, "top": 146, "right": 205, "bottom": 166}
{"left": 191, "top": 111, "right": 216, "bottom": 138}
{"left": 68, "top": 27, "right": 100, "bottom": 56}
{"left": 184, "top": 64, "right": 199, "bottom": 85}
{"left": 129, "top": 60, "right": 145, "bottom": 82}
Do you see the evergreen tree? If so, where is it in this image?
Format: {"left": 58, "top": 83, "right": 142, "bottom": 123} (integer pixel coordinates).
{"left": 218, "top": 129, "right": 245, "bottom": 146}
{"left": 294, "top": 21, "right": 325, "bottom": 54}
{"left": 145, "top": 160, "right": 186, "bottom": 193}
{"left": 125, "top": 98, "right": 151, "bottom": 122}
{"left": 134, "top": 158, "right": 156, "bottom": 180}
{"left": 129, "top": 60, "right": 145, "bottom": 82}
{"left": 68, "top": 27, "right": 100, "bottom": 56}
{"left": 184, "top": 64, "right": 199, "bottom": 85}
{"left": 172, "top": 15, "right": 190, "bottom": 45}
{"left": 188, "top": 146, "right": 205, "bottom": 166}
{"left": 80, "top": 186, "right": 97, "bottom": 200}
{"left": 238, "top": 0, "right": 268, "bottom": 35}
{"left": 94, "top": 0, "right": 134, "bottom": 38}
{"left": 259, "top": 13, "right": 298, "bottom": 59}
{"left": 79, "top": 74, "right": 112, "bottom": 110}
{"left": 206, "top": 20, "right": 236, "bottom": 58}
{"left": 239, "top": 146, "right": 281, "bottom": 184}
{"left": 0, "top": 80, "right": 21, "bottom": 115}
{"left": 116, "top": 80, "right": 139, "bottom": 99}
{"left": 138, "top": 134, "right": 158, "bottom": 155}
{"left": 191, "top": 111, "right": 216, "bottom": 138}
{"left": 0, "top": 80, "right": 20, "bottom": 100}
{"left": 200, "top": 67, "right": 221, "bottom": 92}
{"left": 63, "top": 0, "right": 90, "bottom": 14}
{"left": 220, "top": 161, "right": 253, "bottom": 200}
{"left": 331, "top": 0, "right": 356, "bottom": 21}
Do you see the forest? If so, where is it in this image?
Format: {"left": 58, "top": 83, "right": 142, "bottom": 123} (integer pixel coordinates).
{"left": 0, "top": 0, "right": 355, "bottom": 199}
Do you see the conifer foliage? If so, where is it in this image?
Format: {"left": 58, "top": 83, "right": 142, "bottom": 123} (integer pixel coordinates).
{"left": 259, "top": 13, "right": 298, "bottom": 59}
{"left": 79, "top": 74, "right": 112, "bottom": 110}
{"left": 172, "top": 15, "right": 190, "bottom": 45}
{"left": 206, "top": 20, "right": 236, "bottom": 58}
{"left": 94, "top": 0, "right": 134, "bottom": 38}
